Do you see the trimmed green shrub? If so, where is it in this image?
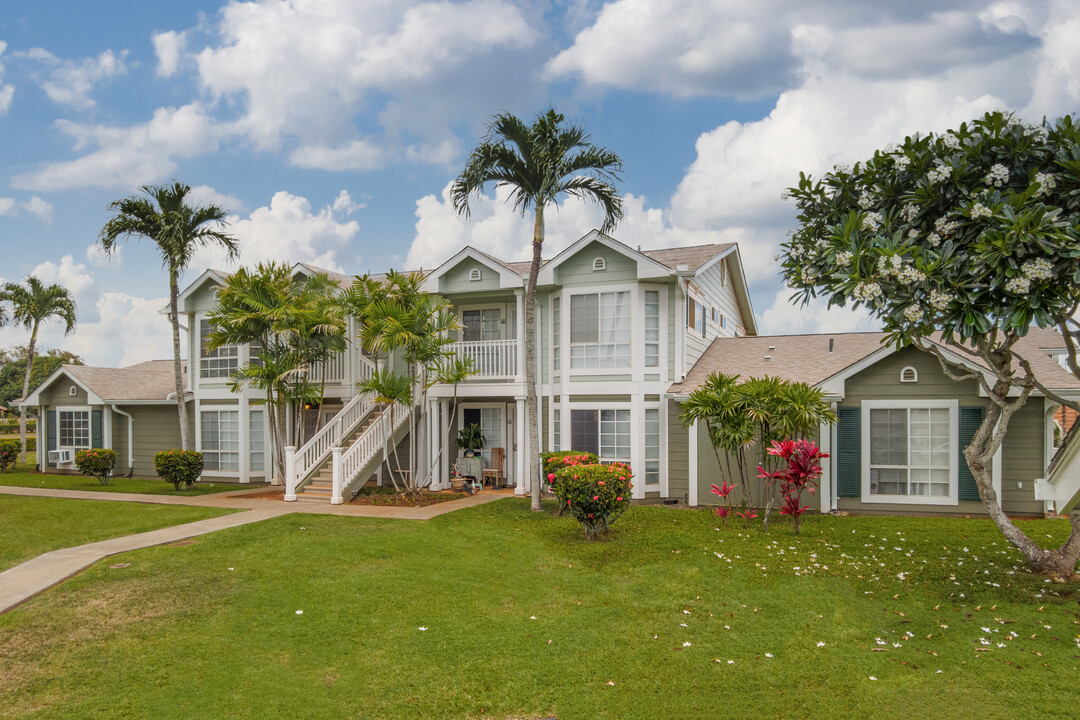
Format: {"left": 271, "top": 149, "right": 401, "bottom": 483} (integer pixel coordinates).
{"left": 551, "top": 461, "right": 633, "bottom": 540}
{"left": 154, "top": 449, "right": 204, "bottom": 490}
{"left": 0, "top": 439, "right": 21, "bottom": 472}
{"left": 26, "top": 437, "right": 35, "bottom": 452}
{"left": 75, "top": 448, "right": 118, "bottom": 487}
{"left": 0, "top": 418, "right": 36, "bottom": 433}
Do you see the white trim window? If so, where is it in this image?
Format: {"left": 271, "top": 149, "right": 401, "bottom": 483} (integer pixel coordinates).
{"left": 569, "top": 291, "right": 631, "bottom": 369}
{"left": 249, "top": 410, "right": 265, "bottom": 473}
{"left": 552, "top": 297, "right": 560, "bottom": 372}
{"left": 59, "top": 409, "right": 91, "bottom": 449}
{"left": 201, "top": 410, "right": 240, "bottom": 471}
{"left": 687, "top": 295, "right": 706, "bottom": 337}
{"left": 461, "top": 308, "right": 502, "bottom": 342}
{"left": 570, "top": 409, "right": 630, "bottom": 464}
{"left": 200, "top": 319, "right": 239, "bottom": 379}
{"left": 862, "top": 400, "right": 957, "bottom": 505}
{"left": 644, "top": 290, "right": 660, "bottom": 368}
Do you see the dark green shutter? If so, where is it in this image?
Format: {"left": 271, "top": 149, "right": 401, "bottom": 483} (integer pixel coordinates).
{"left": 46, "top": 410, "right": 57, "bottom": 466}
{"left": 958, "top": 406, "right": 985, "bottom": 502}
{"left": 836, "top": 406, "right": 861, "bottom": 498}
{"left": 91, "top": 409, "right": 103, "bottom": 449}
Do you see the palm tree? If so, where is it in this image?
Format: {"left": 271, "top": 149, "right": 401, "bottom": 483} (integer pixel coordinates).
{"left": 1, "top": 277, "right": 77, "bottom": 464}
{"left": 452, "top": 109, "right": 623, "bottom": 511}
{"left": 98, "top": 181, "right": 238, "bottom": 450}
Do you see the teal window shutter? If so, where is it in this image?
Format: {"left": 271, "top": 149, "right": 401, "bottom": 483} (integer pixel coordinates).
{"left": 836, "top": 406, "right": 861, "bottom": 498}
{"left": 46, "top": 410, "right": 57, "bottom": 466}
{"left": 91, "top": 409, "right": 103, "bottom": 448}
{"left": 958, "top": 406, "right": 985, "bottom": 502}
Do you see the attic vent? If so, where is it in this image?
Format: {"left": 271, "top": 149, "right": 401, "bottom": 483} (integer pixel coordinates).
{"left": 768, "top": 345, "right": 776, "bottom": 352}
{"left": 468, "top": 268, "right": 482, "bottom": 281}
{"left": 592, "top": 257, "right": 607, "bottom": 271}
{"left": 719, "top": 259, "right": 727, "bottom": 286}
{"left": 828, "top": 338, "right": 834, "bottom": 353}
{"left": 763, "top": 355, "right": 772, "bottom": 361}
{"left": 900, "top": 366, "right": 919, "bottom": 383}
{"left": 69, "top": 385, "right": 78, "bottom": 396}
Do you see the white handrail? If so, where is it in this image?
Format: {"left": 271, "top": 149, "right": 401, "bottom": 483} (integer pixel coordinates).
{"left": 451, "top": 338, "right": 518, "bottom": 378}
{"left": 335, "top": 403, "right": 411, "bottom": 502}
{"left": 291, "top": 391, "right": 373, "bottom": 487}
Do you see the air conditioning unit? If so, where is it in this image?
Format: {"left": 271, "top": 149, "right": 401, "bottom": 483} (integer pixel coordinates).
{"left": 48, "top": 449, "right": 74, "bottom": 464}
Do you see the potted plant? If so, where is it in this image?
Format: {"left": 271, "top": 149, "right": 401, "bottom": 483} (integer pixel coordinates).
{"left": 457, "top": 423, "right": 486, "bottom": 457}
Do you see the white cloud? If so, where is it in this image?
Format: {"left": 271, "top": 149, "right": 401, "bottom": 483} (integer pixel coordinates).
{"left": 13, "top": 102, "right": 219, "bottom": 190}
{"left": 29, "top": 255, "right": 99, "bottom": 322}
{"left": 759, "top": 287, "right": 879, "bottom": 335}
{"left": 152, "top": 30, "right": 187, "bottom": 78}
{"left": 289, "top": 139, "right": 387, "bottom": 171}
{"left": 0, "top": 198, "right": 15, "bottom": 216}
{"left": 22, "top": 196, "right": 53, "bottom": 226}
{"left": 85, "top": 243, "right": 118, "bottom": 268}
{"left": 0, "top": 41, "right": 13, "bottom": 113}
{"left": 63, "top": 292, "right": 174, "bottom": 367}
{"left": 189, "top": 190, "right": 362, "bottom": 276}
{"left": 187, "top": 185, "right": 243, "bottom": 213}
{"left": 23, "top": 47, "right": 129, "bottom": 108}
{"left": 195, "top": 0, "right": 539, "bottom": 159}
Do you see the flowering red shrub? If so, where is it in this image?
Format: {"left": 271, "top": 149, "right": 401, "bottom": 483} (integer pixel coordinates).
{"left": 75, "top": 448, "right": 118, "bottom": 487}
{"left": 757, "top": 440, "right": 827, "bottom": 535}
{"left": 0, "top": 439, "right": 21, "bottom": 473}
{"left": 154, "top": 449, "right": 204, "bottom": 490}
{"left": 551, "top": 461, "right": 633, "bottom": 540}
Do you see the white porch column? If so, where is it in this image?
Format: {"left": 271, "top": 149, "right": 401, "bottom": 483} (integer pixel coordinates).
{"left": 331, "top": 446, "right": 344, "bottom": 505}
{"left": 818, "top": 411, "right": 833, "bottom": 513}
{"left": 515, "top": 395, "right": 527, "bottom": 495}
{"left": 439, "top": 399, "right": 449, "bottom": 490}
{"left": 688, "top": 419, "right": 699, "bottom": 506}
{"left": 284, "top": 445, "right": 297, "bottom": 501}
{"left": 514, "top": 288, "right": 525, "bottom": 382}
{"left": 428, "top": 398, "right": 440, "bottom": 489}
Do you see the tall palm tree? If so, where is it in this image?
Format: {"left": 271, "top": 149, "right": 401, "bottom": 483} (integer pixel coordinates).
{"left": 98, "top": 181, "right": 238, "bottom": 450}
{"left": 1, "top": 277, "right": 77, "bottom": 464}
{"left": 452, "top": 109, "right": 623, "bottom": 511}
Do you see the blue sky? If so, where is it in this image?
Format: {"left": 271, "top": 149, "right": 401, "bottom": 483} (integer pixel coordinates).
{"left": 1, "top": 0, "right": 1078, "bottom": 365}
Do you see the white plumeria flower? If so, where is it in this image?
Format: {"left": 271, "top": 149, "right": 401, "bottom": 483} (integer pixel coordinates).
{"left": 817, "top": 642, "right": 826, "bottom": 647}
{"left": 997, "top": 643, "right": 1006, "bottom": 648}
{"left": 683, "top": 610, "right": 691, "bottom": 615}
{"left": 892, "top": 643, "right": 902, "bottom": 649}
{"left": 981, "top": 627, "right": 992, "bottom": 633}
{"left": 876, "top": 638, "right": 887, "bottom": 645}
{"left": 530, "top": 616, "right": 537, "bottom": 620}
{"left": 680, "top": 623, "right": 688, "bottom": 628}
{"left": 765, "top": 653, "right": 774, "bottom": 658}
{"left": 683, "top": 642, "right": 692, "bottom": 647}
{"left": 728, "top": 660, "right": 735, "bottom": 665}
{"left": 418, "top": 627, "right": 428, "bottom": 631}
{"left": 869, "top": 676, "right": 878, "bottom": 681}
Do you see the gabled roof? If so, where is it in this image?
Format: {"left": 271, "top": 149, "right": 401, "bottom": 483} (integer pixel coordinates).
{"left": 419, "top": 246, "right": 527, "bottom": 292}
{"left": 668, "top": 326, "right": 1080, "bottom": 398}
{"left": 20, "top": 360, "right": 190, "bottom": 406}
{"left": 536, "top": 230, "right": 673, "bottom": 284}
{"left": 642, "top": 243, "right": 735, "bottom": 271}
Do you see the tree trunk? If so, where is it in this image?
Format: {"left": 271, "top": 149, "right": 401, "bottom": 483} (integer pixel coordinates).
{"left": 526, "top": 206, "right": 544, "bottom": 511}
{"left": 970, "top": 394, "right": 1080, "bottom": 575}
{"left": 19, "top": 324, "right": 38, "bottom": 465}
{"left": 170, "top": 268, "right": 191, "bottom": 450}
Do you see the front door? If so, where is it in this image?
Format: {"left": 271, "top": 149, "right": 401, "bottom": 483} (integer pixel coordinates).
{"left": 460, "top": 403, "right": 507, "bottom": 483}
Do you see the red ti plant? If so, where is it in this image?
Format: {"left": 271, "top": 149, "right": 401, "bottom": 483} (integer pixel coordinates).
{"left": 709, "top": 480, "right": 738, "bottom": 528}
{"left": 757, "top": 439, "right": 828, "bottom": 535}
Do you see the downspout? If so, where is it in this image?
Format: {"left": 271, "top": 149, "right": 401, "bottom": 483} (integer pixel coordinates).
{"left": 110, "top": 404, "right": 135, "bottom": 477}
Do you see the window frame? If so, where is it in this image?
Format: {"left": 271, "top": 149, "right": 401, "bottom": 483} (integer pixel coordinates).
{"left": 569, "top": 408, "right": 631, "bottom": 465}
{"left": 860, "top": 399, "right": 958, "bottom": 506}
{"left": 56, "top": 406, "right": 92, "bottom": 450}
{"left": 568, "top": 290, "right": 632, "bottom": 370}
{"left": 686, "top": 295, "right": 706, "bottom": 338}
{"left": 200, "top": 318, "right": 239, "bottom": 379}
{"left": 200, "top": 409, "right": 240, "bottom": 472}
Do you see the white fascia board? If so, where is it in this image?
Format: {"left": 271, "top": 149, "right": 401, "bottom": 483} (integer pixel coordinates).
{"left": 176, "top": 269, "right": 228, "bottom": 312}
{"left": 536, "top": 230, "right": 670, "bottom": 285}
{"left": 815, "top": 344, "right": 898, "bottom": 397}
{"left": 19, "top": 367, "right": 103, "bottom": 407}
{"left": 719, "top": 248, "right": 758, "bottom": 336}
{"left": 419, "top": 247, "right": 523, "bottom": 293}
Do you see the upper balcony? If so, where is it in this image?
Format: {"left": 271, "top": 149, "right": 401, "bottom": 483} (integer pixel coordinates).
{"left": 451, "top": 338, "right": 519, "bottom": 381}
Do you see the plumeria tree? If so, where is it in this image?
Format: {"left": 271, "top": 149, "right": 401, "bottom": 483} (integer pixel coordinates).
{"left": 781, "top": 110, "right": 1080, "bottom": 573}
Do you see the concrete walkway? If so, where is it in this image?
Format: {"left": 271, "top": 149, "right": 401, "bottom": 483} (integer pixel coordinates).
{"left": 0, "top": 485, "right": 518, "bottom": 614}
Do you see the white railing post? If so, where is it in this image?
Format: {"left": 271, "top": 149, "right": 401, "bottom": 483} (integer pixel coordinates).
{"left": 284, "top": 445, "right": 297, "bottom": 501}
{"left": 331, "top": 446, "right": 344, "bottom": 505}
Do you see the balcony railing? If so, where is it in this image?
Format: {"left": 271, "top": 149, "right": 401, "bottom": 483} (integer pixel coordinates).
{"left": 451, "top": 339, "right": 519, "bottom": 380}
{"left": 309, "top": 351, "right": 347, "bottom": 384}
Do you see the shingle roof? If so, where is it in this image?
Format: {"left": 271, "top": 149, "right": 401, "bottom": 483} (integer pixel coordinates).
{"left": 668, "top": 326, "right": 1080, "bottom": 396}
{"left": 668, "top": 332, "right": 891, "bottom": 395}
{"left": 64, "top": 360, "right": 189, "bottom": 402}
{"left": 641, "top": 243, "right": 734, "bottom": 271}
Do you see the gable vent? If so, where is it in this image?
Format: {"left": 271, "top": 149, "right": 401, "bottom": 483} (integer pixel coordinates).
{"left": 592, "top": 257, "right": 607, "bottom": 271}
{"left": 468, "top": 268, "right": 482, "bottom": 281}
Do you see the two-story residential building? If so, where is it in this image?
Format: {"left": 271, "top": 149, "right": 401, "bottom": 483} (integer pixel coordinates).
{"left": 24, "top": 229, "right": 1080, "bottom": 518}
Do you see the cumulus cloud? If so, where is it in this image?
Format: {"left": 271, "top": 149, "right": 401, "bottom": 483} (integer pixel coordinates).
{"left": 28, "top": 255, "right": 99, "bottom": 322}
{"left": 188, "top": 189, "right": 363, "bottom": 275}
{"left": 759, "top": 287, "right": 879, "bottom": 335}
{"left": 0, "top": 198, "right": 15, "bottom": 216}
{"left": 152, "top": 30, "right": 186, "bottom": 78}
{"left": 195, "top": 0, "right": 540, "bottom": 162}
{"left": 0, "top": 41, "right": 13, "bottom": 113}
{"left": 187, "top": 184, "right": 243, "bottom": 213}
{"left": 0, "top": 195, "right": 56, "bottom": 225}
{"left": 13, "top": 102, "right": 218, "bottom": 190}
{"left": 85, "top": 243, "right": 117, "bottom": 268}
{"left": 19, "top": 47, "right": 128, "bottom": 108}
{"left": 63, "top": 292, "right": 174, "bottom": 367}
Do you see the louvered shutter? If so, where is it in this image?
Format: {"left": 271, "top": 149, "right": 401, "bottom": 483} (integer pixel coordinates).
{"left": 958, "top": 406, "right": 985, "bottom": 502}
{"left": 836, "top": 406, "right": 861, "bottom": 498}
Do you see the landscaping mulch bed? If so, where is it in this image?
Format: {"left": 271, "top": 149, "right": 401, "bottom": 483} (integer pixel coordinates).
{"left": 349, "top": 489, "right": 469, "bottom": 507}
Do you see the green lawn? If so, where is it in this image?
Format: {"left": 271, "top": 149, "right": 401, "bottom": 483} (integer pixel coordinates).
{"left": 0, "top": 495, "right": 236, "bottom": 572}
{"left": 1, "top": 502, "right": 1079, "bottom": 719}
{"left": 0, "top": 467, "right": 251, "bottom": 496}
